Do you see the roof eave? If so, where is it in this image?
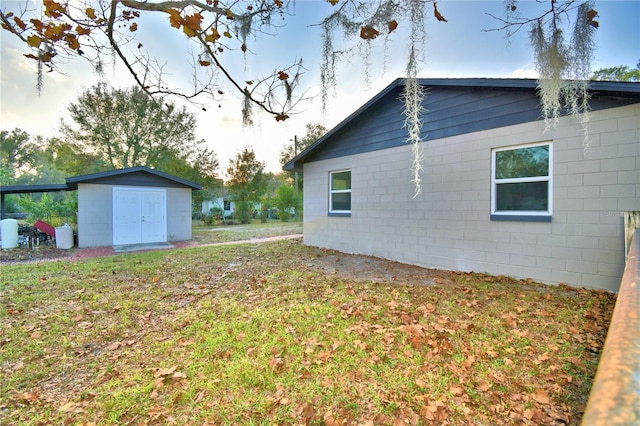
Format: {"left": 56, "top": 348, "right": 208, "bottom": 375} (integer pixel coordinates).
{"left": 0, "top": 184, "right": 70, "bottom": 195}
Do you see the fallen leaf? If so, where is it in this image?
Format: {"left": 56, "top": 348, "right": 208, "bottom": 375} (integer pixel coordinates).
{"left": 532, "top": 388, "right": 550, "bottom": 404}
{"left": 538, "top": 352, "right": 550, "bottom": 362}
{"left": 154, "top": 366, "right": 177, "bottom": 378}
{"left": 353, "top": 339, "right": 367, "bottom": 350}
{"left": 316, "top": 351, "right": 331, "bottom": 363}
{"left": 16, "top": 392, "right": 39, "bottom": 404}
{"left": 324, "top": 410, "right": 340, "bottom": 426}
{"left": 172, "top": 371, "right": 187, "bottom": 379}
{"left": 58, "top": 401, "right": 78, "bottom": 413}
{"left": 331, "top": 339, "right": 344, "bottom": 351}
{"left": 269, "top": 354, "right": 284, "bottom": 371}
{"left": 449, "top": 385, "right": 464, "bottom": 396}
{"left": 477, "top": 380, "right": 491, "bottom": 392}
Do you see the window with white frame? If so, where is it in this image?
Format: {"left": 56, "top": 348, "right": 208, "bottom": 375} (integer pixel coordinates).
{"left": 491, "top": 142, "right": 552, "bottom": 221}
{"left": 329, "top": 170, "right": 351, "bottom": 215}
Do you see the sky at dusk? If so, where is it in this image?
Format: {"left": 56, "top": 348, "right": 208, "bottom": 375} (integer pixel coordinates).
{"left": 1, "top": 0, "right": 638, "bottom": 176}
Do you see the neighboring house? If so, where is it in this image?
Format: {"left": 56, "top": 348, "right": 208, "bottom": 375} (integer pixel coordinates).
{"left": 284, "top": 78, "right": 640, "bottom": 292}
{"left": 0, "top": 166, "right": 201, "bottom": 248}
{"left": 202, "top": 196, "right": 234, "bottom": 218}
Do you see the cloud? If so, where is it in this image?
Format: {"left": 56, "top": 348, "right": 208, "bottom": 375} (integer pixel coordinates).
{"left": 510, "top": 65, "right": 538, "bottom": 79}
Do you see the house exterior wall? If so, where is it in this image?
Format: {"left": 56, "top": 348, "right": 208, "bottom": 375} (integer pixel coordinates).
{"left": 167, "top": 187, "right": 193, "bottom": 241}
{"left": 77, "top": 183, "right": 113, "bottom": 248}
{"left": 202, "top": 198, "right": 234, "bottom": 217}
{"left": 303, "top": 104, "right": 639, "bottom": 292}
{"left": 77, "top": 184, "right": 193, "bottom": 247}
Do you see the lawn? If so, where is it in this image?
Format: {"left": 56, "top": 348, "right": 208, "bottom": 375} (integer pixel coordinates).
{"left": 192, "top": 220, "right": 302, "bottom": 245}
{"left": 0, "top": 237, "right": 614, "bottom": 425}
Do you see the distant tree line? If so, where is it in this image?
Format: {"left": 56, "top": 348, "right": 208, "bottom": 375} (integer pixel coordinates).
{"left": 1, "top": 84, "right": 310, "bottom": 223}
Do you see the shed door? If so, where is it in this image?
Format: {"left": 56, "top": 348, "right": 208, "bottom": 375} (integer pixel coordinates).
{"left": 114, "top": 188, "right": 166, "bottom": 245}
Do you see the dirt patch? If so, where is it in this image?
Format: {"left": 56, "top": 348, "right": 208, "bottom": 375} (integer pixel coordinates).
{"left": 303, "top": 247, "right": 446, "bottom": 286}
{"left": 0, "top": 245, "right": 72, "bottom": 264}
{"left": 1, "top": 237, "right": 450, "bottom": 287}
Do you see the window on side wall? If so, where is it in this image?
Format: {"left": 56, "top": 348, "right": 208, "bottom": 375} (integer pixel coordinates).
{"left": 491, "top": 142, "right": 552, "bottom": 222}
{"left": 329, "top": 170, "right": 351, "bottom": 216}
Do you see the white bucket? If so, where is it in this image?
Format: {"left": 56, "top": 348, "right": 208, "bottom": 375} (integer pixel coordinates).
{"left": 1, "top": 219, "right": 19, "bottom": 249}
{"left": 55, "top": 225, "right": 74, "bottom": 249}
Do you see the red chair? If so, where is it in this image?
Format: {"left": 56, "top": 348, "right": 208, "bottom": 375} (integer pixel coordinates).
{"left": 33, "top": 220, "right": 56, "bottom": 238}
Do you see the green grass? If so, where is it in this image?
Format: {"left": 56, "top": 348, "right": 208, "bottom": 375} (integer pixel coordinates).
{"left": 0, "top": 239, "right": 614, "bottom": 425}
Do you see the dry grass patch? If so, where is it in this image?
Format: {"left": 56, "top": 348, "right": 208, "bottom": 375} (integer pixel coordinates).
{"left": 1, "top": 239, "right": 615, "bottom": 425}
{"left": 192, "top": 221, "right": 302, "bottom": 245}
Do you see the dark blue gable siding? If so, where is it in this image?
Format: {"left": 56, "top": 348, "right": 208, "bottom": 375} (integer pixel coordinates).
{"left": 299, "top": 80, "right": 640, "bottom": 167}
{"left": 307, "top": 89, "right": 406, "bottom": 163}
{"left": 65, "top": 166, "right": 201, "bottom": 190}
{"left": 306, "top": 85, "right": 544, "bottom": 163}
{"left": 76, "top": 171, "right": 191, "bottom": 188}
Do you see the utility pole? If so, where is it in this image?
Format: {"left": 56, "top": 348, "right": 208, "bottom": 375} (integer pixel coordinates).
{"left": 294, "top": 135, "right": 299, "bottom": 196}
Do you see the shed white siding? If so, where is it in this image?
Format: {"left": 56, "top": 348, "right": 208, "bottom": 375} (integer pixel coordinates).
{"left": 77, "top": 183, "right": 193, "bottom": 248}
{"left": 167, "top": 187, "right": 193, "bottom": 241}
{"left": 77, "top": 183, "right": 113, "bottom": 248}
{"left": 303, "top": 104, "right": 639, "bottom": 292}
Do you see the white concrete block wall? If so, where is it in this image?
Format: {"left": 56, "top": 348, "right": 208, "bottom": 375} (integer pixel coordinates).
{"left": 303, "top": 104, "right": 639, "bottom": 291}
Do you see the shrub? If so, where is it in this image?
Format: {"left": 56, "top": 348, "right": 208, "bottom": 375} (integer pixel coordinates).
{"left": 234, "top": 200, "right": 253, "bottom": 224}
{"left": 273, "top": 184, "right": 300, "bottom": 222}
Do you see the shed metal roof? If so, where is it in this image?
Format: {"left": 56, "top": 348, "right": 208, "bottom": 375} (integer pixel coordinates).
{"left": 0, "top": 184, "right": 69, "bottom": 195}
{"left": 65, "top": 166, "right": 202, "bottom": 190}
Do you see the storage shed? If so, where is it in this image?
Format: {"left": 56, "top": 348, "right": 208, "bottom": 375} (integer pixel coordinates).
{"left": 0, "top": 166, "right": 201, "bottom": 248}
{"left": 67, "top": 166, "right": 201, "bottom": 248}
